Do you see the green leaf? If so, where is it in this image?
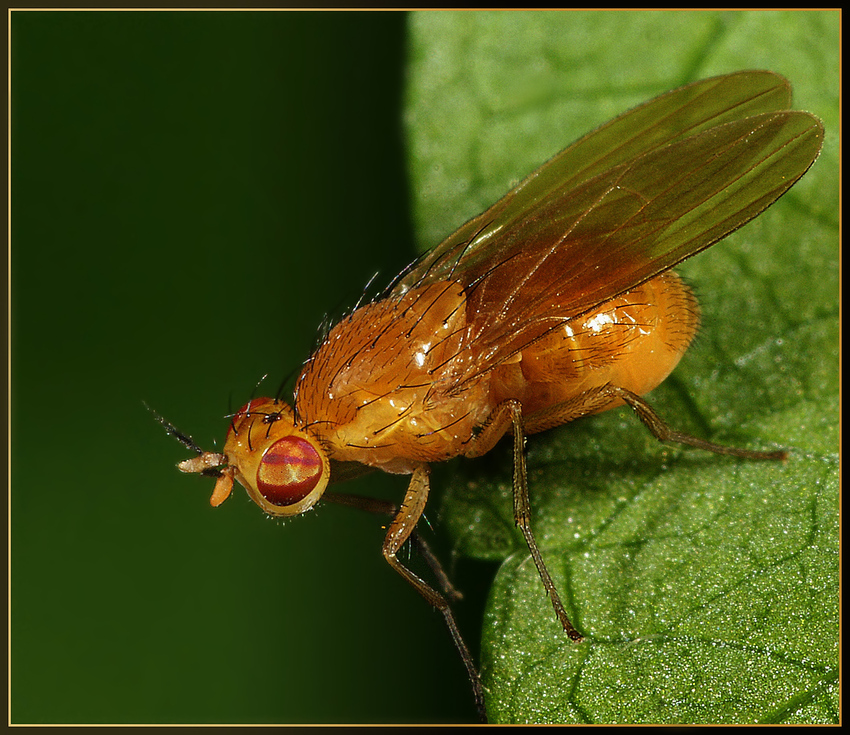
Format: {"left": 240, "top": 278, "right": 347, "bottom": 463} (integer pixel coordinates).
{"left": 405, "top": 11, "right": 838, "bottom": 725}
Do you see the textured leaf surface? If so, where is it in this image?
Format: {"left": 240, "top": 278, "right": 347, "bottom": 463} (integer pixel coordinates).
{"left": 405, "top": 11, "right": 838, "bottom": 725}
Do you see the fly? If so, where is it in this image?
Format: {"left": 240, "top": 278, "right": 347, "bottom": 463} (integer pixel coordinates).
{"left": 166, "top": 70, "right": 823, "bottom": 720}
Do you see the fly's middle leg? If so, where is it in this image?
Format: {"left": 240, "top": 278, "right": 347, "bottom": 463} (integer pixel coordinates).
{"left": 464, "top": 400, "right": 584, "bottom": 642}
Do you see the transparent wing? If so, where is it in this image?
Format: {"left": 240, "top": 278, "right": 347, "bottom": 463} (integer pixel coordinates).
{"left": 394, "top": 72, "right": 823, "bottom": 381}
{"left": 397, "top": 70, "right": 797, "bottom": 291}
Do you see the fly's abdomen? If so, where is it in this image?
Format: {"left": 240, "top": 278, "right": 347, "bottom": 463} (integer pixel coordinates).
{"left": 488, "top": 271, "right": 700, "bottom": 422}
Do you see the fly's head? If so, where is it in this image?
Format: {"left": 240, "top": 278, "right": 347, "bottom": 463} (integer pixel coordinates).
{"left": 178, "top": 397, "right": 330, "bottom": 517}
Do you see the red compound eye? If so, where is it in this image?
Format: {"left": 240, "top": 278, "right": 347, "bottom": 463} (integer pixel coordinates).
{"left": 256, "top": 436, "right": 324, "bottom": 506}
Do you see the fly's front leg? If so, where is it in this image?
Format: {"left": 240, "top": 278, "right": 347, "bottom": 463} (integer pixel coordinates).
{"left": 464, "top": 400, "right": 583, "bottom": 642}
{"left": 383, "top": 466, "right": 486, "bottom": 720}
{"left": 324, "top": 490, "right": 463, "bottom": 602}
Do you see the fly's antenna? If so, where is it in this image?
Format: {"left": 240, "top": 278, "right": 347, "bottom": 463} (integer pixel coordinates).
{"left": 145, "top": 401, "right": 205, "bottom": 456}
{"left": 147, "top": 402, "right": 226, "bottom": 479}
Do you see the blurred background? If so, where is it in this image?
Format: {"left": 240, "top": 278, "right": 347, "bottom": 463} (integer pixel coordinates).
{"left": 11, "top": 10, "right": 481, "bottom": 724}
{"left": 10, "top": 9, "right": 838, "bottom": 726}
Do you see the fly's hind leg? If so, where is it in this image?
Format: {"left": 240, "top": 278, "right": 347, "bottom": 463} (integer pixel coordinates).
{"left": 525, "top": 382, "right": 787, "bottom": 461}
{"left": 464, "top": 400, "right": 583, "bottom": 642}
{"left": 382, "top": 466, "right": 486, "bottom": 720}
{"left": 461, "top": 386, "right": 785, "bottom": 648}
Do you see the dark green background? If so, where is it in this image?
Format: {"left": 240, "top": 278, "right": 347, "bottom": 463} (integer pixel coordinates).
{"left": 12, "top": 9, "right": 839, "bottom": 727}
{"left": 11, "top": 10, "right": 481, "bottom": 724}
